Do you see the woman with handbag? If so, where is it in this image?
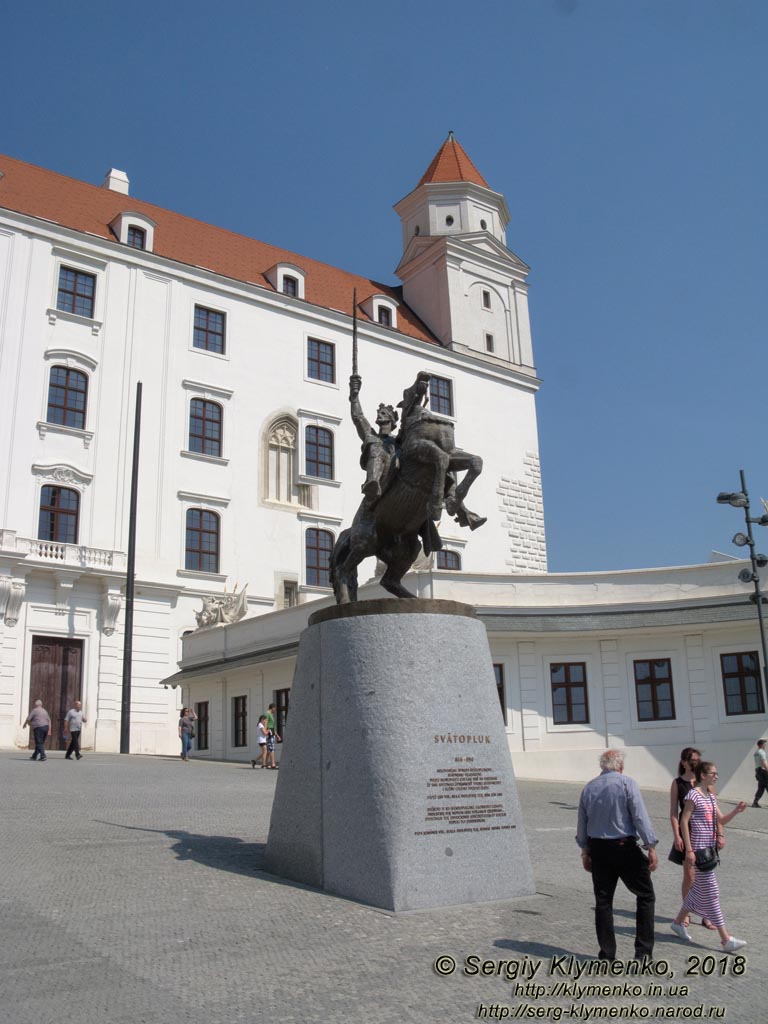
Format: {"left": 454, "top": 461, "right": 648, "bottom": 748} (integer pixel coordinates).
{"left": 178, "top": 706, "right": 197, "bottom": 763}
{"left": 668, "top": 747, "right": 716, "bottom": 930}
{"left": 670, "top": 761, "right": 747, "bottom": 951}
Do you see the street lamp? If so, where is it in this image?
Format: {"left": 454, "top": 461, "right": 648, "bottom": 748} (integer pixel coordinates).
{"left": 716, "top": 469, "right": 768, "bottom": 697}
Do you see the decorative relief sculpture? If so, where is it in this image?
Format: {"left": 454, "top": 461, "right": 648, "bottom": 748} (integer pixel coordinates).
{"left": 330, "top": 371, "right": 486, "bottom": 604}
{"left": 2, "top": 580, "right": 26, "bottom": 627}
{"left": 102, "top": 590, "right": 122, "bottom": 636}
{"left": 194, "top": 585, "right": 248, "bottom": 629}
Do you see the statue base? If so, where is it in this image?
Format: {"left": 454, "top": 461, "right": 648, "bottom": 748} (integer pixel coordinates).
{"left": 264, "top": 599, "right": 534, "bottom": 912}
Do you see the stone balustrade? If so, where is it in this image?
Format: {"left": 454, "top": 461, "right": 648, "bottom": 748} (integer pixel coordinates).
{"left": 0, "top": 530, "right": 126, "bottom": 571}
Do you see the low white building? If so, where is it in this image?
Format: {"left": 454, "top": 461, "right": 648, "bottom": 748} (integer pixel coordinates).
{"left": 0, "top": 135, "right": 546, "bottom": 754}
{"left": 168, "top": 560, "right": 767, "bottom": 800}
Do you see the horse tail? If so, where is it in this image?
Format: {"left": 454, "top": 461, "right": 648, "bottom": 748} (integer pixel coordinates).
{"left": 329, "top": 528, "right": 353, "bottom": 604}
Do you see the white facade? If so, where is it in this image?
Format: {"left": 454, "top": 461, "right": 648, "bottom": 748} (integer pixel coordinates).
{"left": 0, "top": 138, "right": 546, "bottom": 754}
{"left": 172, "top": 561, "right": 768, "bottom": 800}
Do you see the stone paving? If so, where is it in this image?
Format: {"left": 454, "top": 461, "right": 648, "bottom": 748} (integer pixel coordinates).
{"left": 1, "top": 750, "right": 765, "bottom": 1024}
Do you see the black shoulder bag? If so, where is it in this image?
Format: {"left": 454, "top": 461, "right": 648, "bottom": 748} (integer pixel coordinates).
{"left": 693, "top": 794, "right": 720, "bottom": 873}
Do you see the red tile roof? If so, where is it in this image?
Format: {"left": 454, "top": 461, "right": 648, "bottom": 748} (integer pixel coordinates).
{"left": 0, "top": 154, "right": 440, "bottom": 346}
{"left": 417, "top": 133, "right": 489, "bottom": 188}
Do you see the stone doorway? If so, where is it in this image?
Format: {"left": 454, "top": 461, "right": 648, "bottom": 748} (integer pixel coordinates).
{"left": 28, "top": 637, "right": 84, "bottom": 751}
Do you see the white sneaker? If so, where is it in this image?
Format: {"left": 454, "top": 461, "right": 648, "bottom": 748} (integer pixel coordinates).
{"left": 722, "top": 937, "right": 746, "bottom": 953}
{"left": 670, "top": 922, "right": 692, "bottom": 941}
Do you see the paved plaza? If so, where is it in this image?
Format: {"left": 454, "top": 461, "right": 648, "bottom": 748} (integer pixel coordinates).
{"left": 1, "top": 750, "right": 766, "bottom": 1024}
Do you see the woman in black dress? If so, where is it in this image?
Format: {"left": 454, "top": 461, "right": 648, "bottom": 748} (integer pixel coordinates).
{"left": 669, "top": 746, "right": 715, "bottom": 930}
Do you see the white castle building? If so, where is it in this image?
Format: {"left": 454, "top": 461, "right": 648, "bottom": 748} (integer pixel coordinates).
{"left": 1, "top": 136, "right": 764, "bottom": 795}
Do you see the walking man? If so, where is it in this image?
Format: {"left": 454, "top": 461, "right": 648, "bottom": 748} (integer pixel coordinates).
{"left": 23, "top": 700, "right": 51, "bottom": 762}
{"left": 64, "top": 700, "right": 87, "bottom": 760}
{"left": 576, "top": 749, "right": 658, "bottom": 960}
{"left": 752, "top": 738, "right": 768, "bottom": 808}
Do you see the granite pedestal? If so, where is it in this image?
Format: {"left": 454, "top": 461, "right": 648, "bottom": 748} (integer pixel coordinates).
{"left": 264, "top": 598, "right": 534, "bottom": 911}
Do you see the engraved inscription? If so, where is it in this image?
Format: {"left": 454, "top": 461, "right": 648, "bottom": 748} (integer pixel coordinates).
{"left": 415, "top": 761, "right": 515, "bottom": 837}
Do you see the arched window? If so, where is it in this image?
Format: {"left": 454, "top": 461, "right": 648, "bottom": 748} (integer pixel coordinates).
{"left": 47, "top": 366, "right": 88, "bottom": 429}
{"left": 266, "top": 417, "right": 309, "bottom": 505}
{"left": 305, "top": 426, "right": 334, "bottom": 479}
{"left": 38, "top": 486, "right": 80, "bottom": 544}
{"left": 188, "top": 399, "right": 223, "bottom": 457}
{"left": 436, "top": 549, "right": 461, "bottom": 570}
{"left": 306, "top": 528, "right": 334, "bottom": 588}
{"left": 185, "top": 509, "right": 220, "bottom": 573}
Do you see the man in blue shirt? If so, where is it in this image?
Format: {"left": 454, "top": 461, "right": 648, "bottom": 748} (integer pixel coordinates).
{"left": 576, "top": 750, "right": 658, "bottom": 960}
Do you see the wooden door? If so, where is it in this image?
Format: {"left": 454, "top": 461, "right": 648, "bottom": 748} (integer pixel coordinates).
{"left": 29, "top": 638, "right": 84, "bottom": 750}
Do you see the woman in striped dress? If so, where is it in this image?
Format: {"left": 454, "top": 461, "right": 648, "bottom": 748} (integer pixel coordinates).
{"left": 670, "top": 761, "right": 747, "bottom": 952}
{"left": 669, "top": 747, "right": 716, "bottom": 929}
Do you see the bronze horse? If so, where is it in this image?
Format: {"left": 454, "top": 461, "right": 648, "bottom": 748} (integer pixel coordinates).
{"left": 330, "top": 373, "right": 485, "bottom": 604}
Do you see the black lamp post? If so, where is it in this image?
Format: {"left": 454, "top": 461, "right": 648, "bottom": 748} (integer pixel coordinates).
{"left": 716, "top": 469, "right": 768, "bottom": 692}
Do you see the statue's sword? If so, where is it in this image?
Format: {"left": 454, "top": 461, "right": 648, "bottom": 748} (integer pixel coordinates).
{"left": 352, "top": 288, "right": 358, "bottom": 377}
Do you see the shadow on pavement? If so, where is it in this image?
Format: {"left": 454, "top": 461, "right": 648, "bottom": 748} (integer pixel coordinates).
{"left": 94, "top": 820, "right": 266, "bottom": 876}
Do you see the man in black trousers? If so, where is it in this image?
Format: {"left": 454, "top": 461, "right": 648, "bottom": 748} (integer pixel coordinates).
{"left": 576, "top": 749, "right": 658, "bottom": 960}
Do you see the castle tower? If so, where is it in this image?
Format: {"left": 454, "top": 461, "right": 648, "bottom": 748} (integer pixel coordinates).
{"left": 394, "top": 132, "right": 535, "bottom": 373}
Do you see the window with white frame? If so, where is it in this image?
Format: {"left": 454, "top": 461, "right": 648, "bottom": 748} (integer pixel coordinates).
{"left": 305, "top": 528, "right": 333, "bottom": 588}
{"left": 188, "top": 399, "right": 223, "bottom": 458}
{"left": 720, "top": 652, "right": 765, "bottom": 716}
{"left": 38, "top": 485, "right": 80, "bottom": 544}
{"left": 46, "top": 366, "right": 88, "bottom": 429}
{"left": 185, "top": 508, "right": 220, "bottom": 573}
{"left": 634, "top": 658, "right": 676, "bottom": 721}
{"left": 193, "top": 306, "right": 226, "bottom": 354}
{"left": 307, "top": 339, "right": 335, "bottom": 384}
{"left": 304, "top": 425, "right": 334, "bottom": 479}
{"left": 429, "top": 376, "right": 454, "bottom": 417}
{"left": 436, "top": 549, "right": 461, "bottom": 570}
{"left": 57, "top": 267, "right": 96, "bottom": 319}
{"left": 550, "top": 662, "right": 589, "bottom": 724}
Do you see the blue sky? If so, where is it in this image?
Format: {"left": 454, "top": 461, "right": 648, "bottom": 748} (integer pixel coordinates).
{"left": 3, "top": 0, "right": 767, "bottom": 572}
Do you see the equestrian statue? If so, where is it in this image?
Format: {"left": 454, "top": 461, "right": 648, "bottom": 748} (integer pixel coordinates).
{"left": 329, "top": 369, "right": 486, "bottom": 604}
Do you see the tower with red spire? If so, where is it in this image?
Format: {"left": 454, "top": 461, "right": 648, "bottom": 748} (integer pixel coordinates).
{"left": 394, "top": 132, "right": 535, "bottom": 375}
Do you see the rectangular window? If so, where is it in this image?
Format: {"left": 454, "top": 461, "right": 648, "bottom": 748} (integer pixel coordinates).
{"left": 195, "top": 701, "right": 209, "bottom": 750}
{"left": 550, "top": 662, "right": 589, "bottom": 724}
{"left": 493, "top": 663, "right": 507, "bottom": 725}
{"left": 47, "top": 366, "right": 88, "bottom": 429}
{"left": 720, "top": 651, "right": 766, "bottom": 715}
{"left": 275, "top": 687, "right": 290, "bottom": 738}
{"left": 57, "top": 267, "right": 96, "bottom": 319}
{"left": 127, "top": 225, "right": 147, "bottom": 250}
{"left": 306, "top": 528, "right": 333, "bottom": 588}
{"left": 307, "top": 339, "right": 335, "bottom": 383}
{"left": 233, "top": 696, "right": 247, "bottom": 747}
{"left": 634, "top": 658, "right": 676, "bottom": 721}
{"left": 185, "top": 509, "right": 220, "bottom": 573}
{"left": 283, "top": 581, "right": 298, "bottom": 608}
{"left": 193, "top": 306, "right": 226, "bottom": 354}
{"left": 304, "top": 425, "right": 334, "bottom": 479}
{"left": 39, "top": 485, "right": 80, "bottom": 544}
{"left": 377, "top": 307, "right": 392, "bottom": 327}
{"left": 482, "top": 290, "right": 491, "bottom": 309}
{"left": 282, "top": 276, "right": 298, "bottom": 297}
{"left": 485, "top": 333, "right": 495, "bottom": 353}
{"left": 436, "top": 549, "right": 461, "bottom": 570}
{"left": 429, "top": 376, "right": 453, "bottom": 417}
{"left": 188, "top": 399, "right": 223, "bottom": 458}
